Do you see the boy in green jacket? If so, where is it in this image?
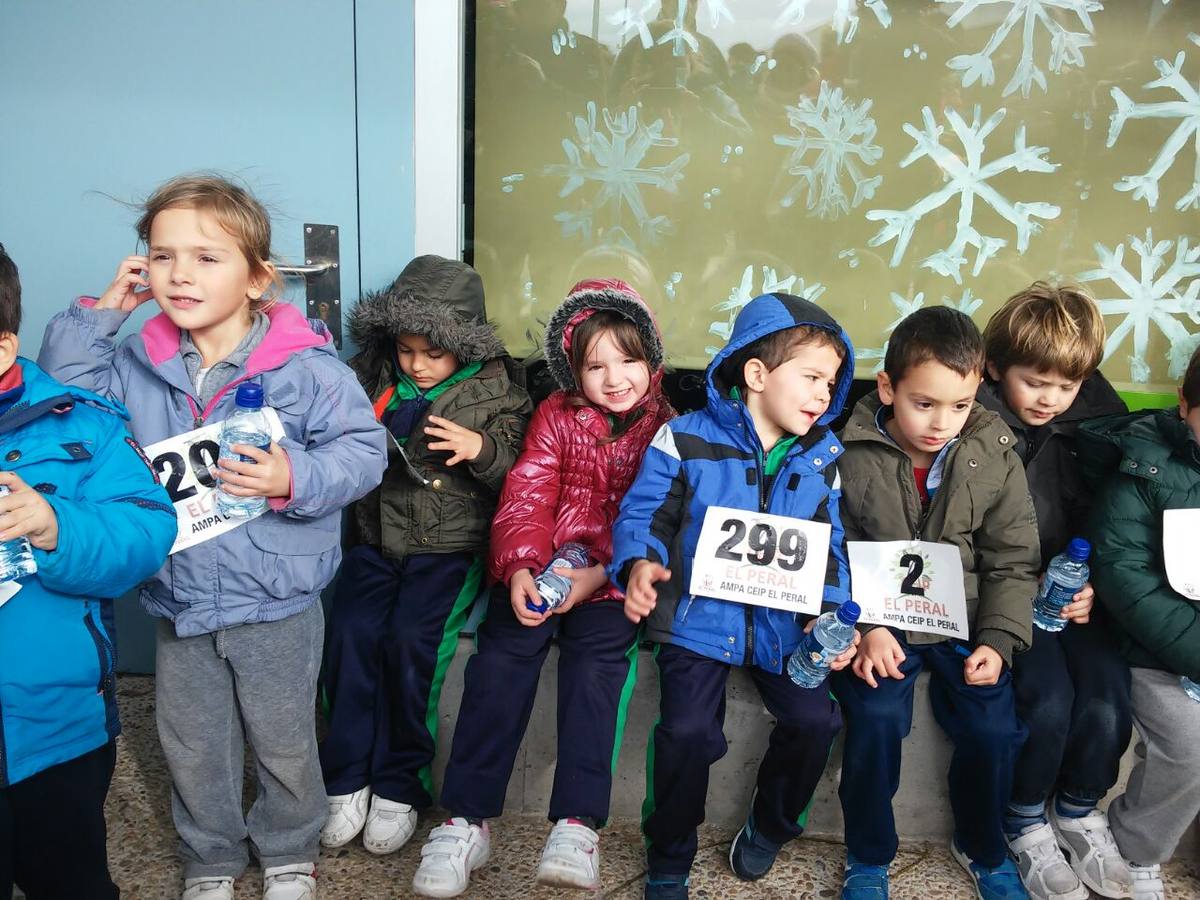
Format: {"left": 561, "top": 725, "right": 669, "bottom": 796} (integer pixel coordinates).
{"left": 834, "top": 307, "right": 1040, "bottom": 900}
{"left": 1078, "top": 345, "right": 1200, "bottom": 900}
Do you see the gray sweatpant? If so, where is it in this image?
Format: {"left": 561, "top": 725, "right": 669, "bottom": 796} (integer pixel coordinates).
{"left": 1108, "top": 667, "right": 1200, "bottom": 866}
{"left": 155, "top": 602, "right": 326, "bottom": 879}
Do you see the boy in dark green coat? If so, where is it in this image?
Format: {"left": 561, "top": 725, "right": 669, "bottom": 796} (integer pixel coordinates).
{"left": 318, "top": 256, "right": 532, "bottom": 855}
{"left": 1078, "top": 345, "right": 1200, "bottom": 900}
{"left": 834, "top": 307, "right": 1039, "bottom": 900}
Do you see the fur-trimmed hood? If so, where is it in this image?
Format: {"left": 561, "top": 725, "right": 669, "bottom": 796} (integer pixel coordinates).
{"left": 349, "top": 255, "right": 507, "bottom": 374}
{"left": 543, "top": 278, "right": 665, "bottom": 391}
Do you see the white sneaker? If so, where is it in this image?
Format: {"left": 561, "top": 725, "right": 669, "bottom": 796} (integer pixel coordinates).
{"left": 535, "top": 818, "right": 601, "bottom": 890}
{"left": 1051, "top": 806, "right": 1134, "bottom": 898}
{"left": 262, "top": 862, "right": 317, "bottom": 900}
{"left": 363, "top": 796, "right": 419, "bottom": 855}
{"left": 1007, "top": 823, "right": 1088, "bottom": 900}
{"left": 182, "top": 876, "right": 235, "bottom": 900}
{"left": 320, "top": 786, "right": 371, "bottom": 848}
{"left": 411, "top": 818, "right": 491, "bottom": 898}
{"left": 1128, "top": 863, "right": 1165, "bottom": 900}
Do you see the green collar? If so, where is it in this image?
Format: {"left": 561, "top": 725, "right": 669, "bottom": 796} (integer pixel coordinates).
{"left": 762, "top": 433, "right": 800, "bottom": 476}
{"left": 392, "top": 360, "right": 482, "bottom": 404}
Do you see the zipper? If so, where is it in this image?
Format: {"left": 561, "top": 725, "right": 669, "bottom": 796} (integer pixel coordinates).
{"left": 0, "top": 689, "right": 7, "bottom": 786}
{"left": 83, "top": 610, "right": 115, "bottom": 697}
{"left": 743, "top": 450, "right": 769, "bottom": 667}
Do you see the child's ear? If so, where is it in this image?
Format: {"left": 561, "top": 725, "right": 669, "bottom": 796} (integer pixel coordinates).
{"left": 248, "top": 261, "right": 276, "bottom": 301}
{"left": 742, "top": 357, "right": 768, "bottom": 394}
{"left": 876, "top": 370, "right": 895, "bottom": 404}
{"left": 1179, "top": 387, "right": 1188, "bottom": 420}
{"left": 985, "top": 361, "right": 1000, "bottom": 381}
{"left": 0, "top": 332, "right": 19, "bottom": 372}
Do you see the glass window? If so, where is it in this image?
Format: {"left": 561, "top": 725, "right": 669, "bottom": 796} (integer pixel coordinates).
{"left": 468, "top": 0, "right": 1198, "bottom": 394}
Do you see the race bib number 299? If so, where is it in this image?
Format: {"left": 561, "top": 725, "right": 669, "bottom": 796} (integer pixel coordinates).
{"left": 144, "top": 409, "right": 284, "bottom": 555}
{"left": 688, "top": 506, "right": 830, "bottom": 615}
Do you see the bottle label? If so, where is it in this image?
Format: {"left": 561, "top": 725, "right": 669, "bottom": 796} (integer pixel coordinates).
{"left": 847, "top": 540, "right": 970, "bottom": 640}
{"left": 1163, "top": 509, "right": 1200, "bottom": 601}
{"left": 144, "top": 409, "right": 285, "bottom": 555}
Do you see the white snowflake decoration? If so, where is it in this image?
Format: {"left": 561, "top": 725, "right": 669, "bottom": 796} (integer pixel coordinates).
{"left": 856, "top": 293, "right": 926, "bottom": 372}
{"left": 544, "top": 101, "right": 690, "bottom": 246}
{"left": 944, "top": 0, "right": 1102, "bottom": 98}
{"left": 610, "top": 1, "right": 733, "bottom": 54}
{"left": 942, "top": 288, "right": 985, "bottom": 316}
{"left": 773, "top": 81, "right": 884, "bottom": 220}
{"left": 866, "top": 105, "right": 1061, "bottom": 284}
{"left": 609, "top": 1, "right": 656, "bottom": 50}
{"left": 707, "top": 266, "right": 825, "bottom": 356}
{"left": 1078, "top": 230, "right": 1200, "bottom": 383}
{"left": 1107, "top": 33, "right": 1200, "bottom": 212}
{"left": 776, "top": 0, "right": 891, "bottom": 44}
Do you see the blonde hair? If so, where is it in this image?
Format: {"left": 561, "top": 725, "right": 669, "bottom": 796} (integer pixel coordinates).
{"left": 136, "top": 175, "right": 281, "bottom": 310}
{"left": 983, "top": 281, "right": 1106, "bottom": 381}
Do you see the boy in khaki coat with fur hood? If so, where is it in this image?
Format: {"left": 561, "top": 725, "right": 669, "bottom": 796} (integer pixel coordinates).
{"left": 833, "top": 307, "right": 1039, "bottom": 900}
{"left": 317, "top": 255, "right": 532, "bottom": 855}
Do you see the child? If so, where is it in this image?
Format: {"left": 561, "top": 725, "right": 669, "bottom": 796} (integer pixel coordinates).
{"left": 0, "top": 244, "right": 175, "bottom": 900}
{"left": 834, "top": 306, "right": 1039, "bottom": 900}
{"left": 1077, "top": 345, "right": 1200, "bottom": 900}
{"left": 611, "top": 292, "right": 858, "bottom": 900}
{"left": 38, "top": 176, "right": 387, "bottom": 900}
{"left": 978, "top": 283, "right": 1132, "bottom": 900}
{"left": 318, "top": 255, "right": 531, "bottom": 854}
{"left": 410, "top": 279, "right": 674, "bottom": 898}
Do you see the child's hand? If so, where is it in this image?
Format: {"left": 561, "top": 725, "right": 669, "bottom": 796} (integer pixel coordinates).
{"left": 1061, "top": 581, "right": 1094, "bottom": 624}
{"left": 509, "top": 568, "right": 550, "bottom": 628}
{"left": 963, "top": 644, "right": 1004, "bottom": 686}
{"left": 624, "top": 559, "right": 670, "bottom": 624}
{"left": 96, "top": 256, "right": 154, "bottom": 312}
{"left": 853, "top": 628, "right": 906, "bottom": 687}
{"left": 806, "top": 617, "right": 861, "bottom": 671}
{"left": 0, "top": 471, "right": 59, "bottom": 551}
{"left": 424, "top": 416, "right": 483, "bottom": 466}
{"left": 550, "top": 563, "right": 609, "bottom": 615}
{"left": 216, "top": 442, "right": 292, "bottom": 499}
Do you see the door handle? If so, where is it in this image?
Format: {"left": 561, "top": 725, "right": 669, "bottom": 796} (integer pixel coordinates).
{"left": 280, "top": 224, "right": 343, "bottom": 348}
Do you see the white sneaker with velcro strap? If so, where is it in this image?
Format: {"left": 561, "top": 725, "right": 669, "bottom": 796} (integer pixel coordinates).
{"left": 320, "top": 786, "right": 370, "bottom": 848}
{"left": 411, "top": 818, "right": 491, "bottom": 898}
{"left": 535, "top": 818, "right": 601, "bottom": 890}
{"left": 363, "top": 796, "right": 418, "bottom": 855}
{"left": 182, "top": 876, "right": 235, "bottom": 900}
{"left": 1128, "top": 863, "right": 1165, "bottom": 900}
{"left": 1050, "top": 806, "right": 1133, "bottom": 898}
{"left": 1007, "top": 823, "right": 1089, "bottom": 900}
{"left": 262, "top": 863, "right": 317, "bottom": 900}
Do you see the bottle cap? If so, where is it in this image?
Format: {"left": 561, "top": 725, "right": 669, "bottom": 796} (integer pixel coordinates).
{"left": 1066, "top": 537, "right": 1090, "bottom": 561}
{"left": 836, "top": 600, "right": 861, "bottom": 625}
{"left": 234, "top": 382, "right": 264, "bottom": 410}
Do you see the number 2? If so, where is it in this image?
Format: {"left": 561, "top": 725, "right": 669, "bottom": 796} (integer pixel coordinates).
{"left": 899, "top": 553, "right": 926, "bottom": 596}
{"left": 716, "top": 519, "right": 746, "bottom": 561}
{"left": 152, "top": 451, "right": 196, "bottom": 504}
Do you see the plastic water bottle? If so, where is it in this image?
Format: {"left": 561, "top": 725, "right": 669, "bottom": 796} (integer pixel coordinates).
{"left": 1183, "top": 677, "right": 1200, "bottom": 703}
{"left": 528, "top": 543, "right": 591, "bottom": 613}
{"left": 1033, "top": 538, "right": 1091, "bottom": 632}
{"left": 0, "top": 485, "right": 36, "bottom": 582}
{"left": 216, "top": 383, "right": 272, "bottom": 519}
{"left": 788, "top": 600, "right": 862, "bottom": 688}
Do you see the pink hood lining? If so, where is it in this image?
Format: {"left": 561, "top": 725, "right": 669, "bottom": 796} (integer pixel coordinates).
{"left": 139, "top": 302, "right": 330, "bottom": 370}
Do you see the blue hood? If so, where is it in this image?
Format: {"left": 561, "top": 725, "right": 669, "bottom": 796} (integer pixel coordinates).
{"left": 705, "top": 292, "right": 855, "bottom": 428}
{"left": 0, "top": 359, "right": 130, "bottom": 436}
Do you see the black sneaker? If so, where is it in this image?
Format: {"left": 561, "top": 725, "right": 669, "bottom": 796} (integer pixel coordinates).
{"left": 644, "top": 872, "right": 689, "bottom": 899}
{"left": 729, "top": 812, "right": 784, "bottom": 881}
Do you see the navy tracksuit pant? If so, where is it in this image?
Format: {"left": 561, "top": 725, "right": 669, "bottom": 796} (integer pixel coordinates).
{"left": 833, "top": 635, "right": 1028, "bottom": 868}
{"left": 1011, "top": 620, "right": 1132, "bottom": 808}
{"left": 643, "top": 643, "right": 843, "bottom": 876}
{"left": 439, "top": 586, "right": 640, "bottom": 823}
{"left": 320, "top": 545, "right": 482, "bottom": 807}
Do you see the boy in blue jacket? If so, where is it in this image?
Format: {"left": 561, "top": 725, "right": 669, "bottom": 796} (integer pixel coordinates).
{"left": 611, "top": 293, "right": 858, "bottom": 899}
{"left": 0, "top": 243, "right": 176, "bottom": 899}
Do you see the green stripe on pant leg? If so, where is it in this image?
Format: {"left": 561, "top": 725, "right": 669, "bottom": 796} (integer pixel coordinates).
{"left": 595, "top": 627, "right": 642, "bottom": 828}
{"left": 795, "top": 689, "right": 840, "bottom": 830}
{"left": 642, "top": 643, "right": 663, "bottom": 846}
{"left": 418, "top": 557, "right": 485, "bottom": 798}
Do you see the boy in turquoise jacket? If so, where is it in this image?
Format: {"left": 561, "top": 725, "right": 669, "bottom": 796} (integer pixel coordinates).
{"left": 0, "top": 244, "right": 176, "bottom": 899}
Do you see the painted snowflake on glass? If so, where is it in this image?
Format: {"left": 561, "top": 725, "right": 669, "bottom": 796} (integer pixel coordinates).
{"left": 707, "top": 265, "right": 825, "bottom": 357}
{"left": 856, "top": 293, "right": 926, "bottom": 373}
{"left": 610, "top": 0, "right": 732, "bottom": 54}
{"left": 1078, "top": 230, "right": 1200, "bottom": 383}
{"left": 944, "top": 0, "right": 1102, "bottom": 98}
{"left": 544, "top": 101, "right": 690, "bottom": 246}
{"left": 773, "top": 81, "right": 884, "bottom": 220}
{"left": 943, "top": 288, "right": 986, "bottom": 317}
{"left": 1107, "top": 33, "right": 1200, "bottom": 212}
{"left": 776, "top": 0, "right": 891, "bottom": 44}
{"left": 865, "top": 106, "right": 1061, "bottom": 284}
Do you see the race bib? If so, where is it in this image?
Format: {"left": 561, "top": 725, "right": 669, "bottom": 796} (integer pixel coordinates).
{"left": 1163, "top": 509, "right": 1200, "bottom": 600}
{"left": 688, "top": 505, "right": 830, "bottom": 615}
{"left": 848, "top": 540, "right": 969, "bottom": 638}
{"left": 145, "top": 410, "right": 285, "bottom": 555}
{"left": 0, "top": 581, "right": 21, "bottom": 610}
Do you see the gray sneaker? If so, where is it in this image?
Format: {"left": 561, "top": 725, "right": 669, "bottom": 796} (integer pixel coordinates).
{"left": 1007, "top": 824, "right": 1088, "bottom": 900}
{"left": 1050, "top": 807, "right": 1133, "bottom": 899}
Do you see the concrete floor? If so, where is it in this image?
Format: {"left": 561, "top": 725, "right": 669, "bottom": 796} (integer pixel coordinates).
{"left": 104, "top": 675, "right": 1200, "bottom": 899}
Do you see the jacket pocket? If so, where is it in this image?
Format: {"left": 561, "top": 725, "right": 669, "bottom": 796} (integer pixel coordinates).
{"left": 82, "top": 609, "right": 114, "bottom": 696}
{"left": 244, "top": 514, "right": 340, "bottom": 600}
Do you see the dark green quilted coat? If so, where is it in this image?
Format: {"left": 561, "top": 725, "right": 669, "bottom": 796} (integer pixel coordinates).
{"left": 1079, "top": 409, "right": 1200, "bottom": 680}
